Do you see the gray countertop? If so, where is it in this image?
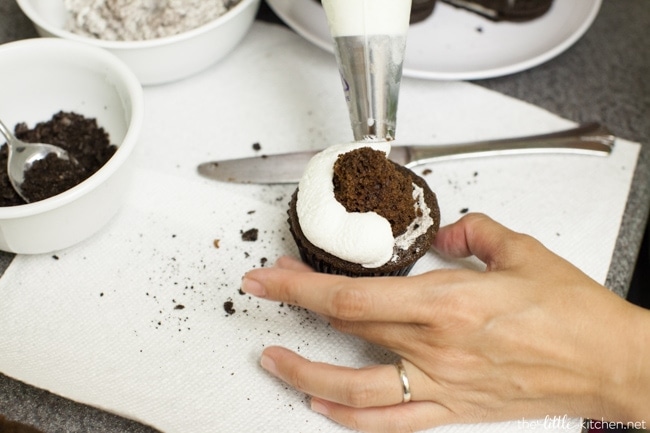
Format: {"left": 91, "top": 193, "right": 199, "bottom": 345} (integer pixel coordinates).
{"left": 0, "top": 0, "right": 648, "bottom": 431}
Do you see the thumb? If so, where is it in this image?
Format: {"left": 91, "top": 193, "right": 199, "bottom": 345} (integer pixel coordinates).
{"left": 432, "top": 213, "right": 532, "bottom": 271}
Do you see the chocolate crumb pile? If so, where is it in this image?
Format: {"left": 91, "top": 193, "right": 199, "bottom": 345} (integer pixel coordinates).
{"left": 0, "top": 111, "right": 116, "bottom": 206}
{"left": 333, "top": 147, "right": 416, "bottom": 237}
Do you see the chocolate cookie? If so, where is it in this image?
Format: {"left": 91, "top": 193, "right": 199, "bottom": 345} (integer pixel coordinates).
{"left": 441, "top": 0, "right": 553, "bottom": 21}
{"left": 410, "top": 0, "right": 438, "bottom": 23}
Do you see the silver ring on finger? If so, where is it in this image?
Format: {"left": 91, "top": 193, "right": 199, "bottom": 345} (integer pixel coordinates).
{"left": 395, "top": 360, "right": 412, "bottom": 403}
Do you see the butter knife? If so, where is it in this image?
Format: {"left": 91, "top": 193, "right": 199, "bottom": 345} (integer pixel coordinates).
{"left": 197, "top": 123, "right": 614, "bottom": 184}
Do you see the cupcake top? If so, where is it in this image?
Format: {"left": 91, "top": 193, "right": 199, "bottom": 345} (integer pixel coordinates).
{"left": 296, "top": 142, "right": 435, "bottom": 268}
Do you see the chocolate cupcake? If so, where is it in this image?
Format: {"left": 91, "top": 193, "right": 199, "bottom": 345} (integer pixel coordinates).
{"left": 288, "top": 143, "right": 440, "bottom": 277}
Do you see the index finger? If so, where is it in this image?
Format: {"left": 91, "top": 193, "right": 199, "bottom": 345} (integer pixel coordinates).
{"left": 241, "top": 262, "right": 450, "bottom": 323}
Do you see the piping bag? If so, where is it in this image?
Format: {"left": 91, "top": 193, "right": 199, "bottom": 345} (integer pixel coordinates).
{"left": 321, "top": 0, "right": 412, "bottom": 141}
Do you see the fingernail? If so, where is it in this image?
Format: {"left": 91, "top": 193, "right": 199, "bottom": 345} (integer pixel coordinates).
{"left": 241, "top": 277, "right": 266, "bottom": 298}
{"left": 311, "top": 399, "right": 330, "bottom": 417}
{"left": 260, "top": 354, "right": 278, "bottom": 376}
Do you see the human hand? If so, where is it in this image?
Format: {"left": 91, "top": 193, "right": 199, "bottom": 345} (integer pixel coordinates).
{"left": 241, "top": 213, "right": 646, "bottom": 432}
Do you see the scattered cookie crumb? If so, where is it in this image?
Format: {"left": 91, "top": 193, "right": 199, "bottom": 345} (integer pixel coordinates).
{"left": 460, "top": 207, "right": 469, "bottom": 214}
{"left": 224, "top": 300, "right": 236, "bottom": 315}
{"left": 213, "top": 239, "right": 220, "bottom": 248}
{"left": 252, "top": 142, "right": 261, "bottom": 151}
{"left": 241, "top": 228, "right": 259, "bottom": 242}
{"left": 52, "top": 255, "right": 59, "bottom": 260}
{"left": 174, "top": 304, "right": 185, "bottom": 310}
{"left": 422, "top": 168, "right": 432, "bottom": 176}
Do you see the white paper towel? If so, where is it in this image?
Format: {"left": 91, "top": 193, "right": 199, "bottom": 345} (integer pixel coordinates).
{"left": 0, "top": 22, "right": 641, "bottom": 433}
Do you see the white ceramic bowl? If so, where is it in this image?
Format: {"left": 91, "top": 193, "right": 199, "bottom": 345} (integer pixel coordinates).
{"left": 0, "top": 38, "right": 143, "bottom": 254}
{"left": 16, "top": 0, "right": 261, "bottom": 85}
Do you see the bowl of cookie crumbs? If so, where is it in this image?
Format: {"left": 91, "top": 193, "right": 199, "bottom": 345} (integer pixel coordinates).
{"left": 0, "top": 38, "right": 143, "bottom": 254}
{"left": 16, "top": 0, "right": 262, "bottom": 85}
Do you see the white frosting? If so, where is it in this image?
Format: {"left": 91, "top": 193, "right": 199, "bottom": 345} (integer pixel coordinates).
{"left": 296, "top": 142, "right": 434, "bottom": 269}
{"left": 322, "top": 0, "right": 412, "bottom": 37}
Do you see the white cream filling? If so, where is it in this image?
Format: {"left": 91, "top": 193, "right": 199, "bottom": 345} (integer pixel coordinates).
{"left": 393, "top": 184, "right": 434, "bottom": 261}
{"left": 322, "top": 0, "right": 412, "bottom": 36}
{"left": 296, "top": 142, "right": 434, "bottom": 269}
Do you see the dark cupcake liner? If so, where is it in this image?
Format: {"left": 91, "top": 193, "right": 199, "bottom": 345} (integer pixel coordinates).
{"left": 288, "top": 208, "right": 416, "bottom": 277}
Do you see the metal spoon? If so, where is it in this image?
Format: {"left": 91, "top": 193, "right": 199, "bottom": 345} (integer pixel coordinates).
{"left": 0, "top": 118, "right": 78, "bottom": 203}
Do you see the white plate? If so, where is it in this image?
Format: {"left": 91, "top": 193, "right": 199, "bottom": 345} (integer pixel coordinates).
{"left": 266, "top": 0, "right": 602, "bottom": 80}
